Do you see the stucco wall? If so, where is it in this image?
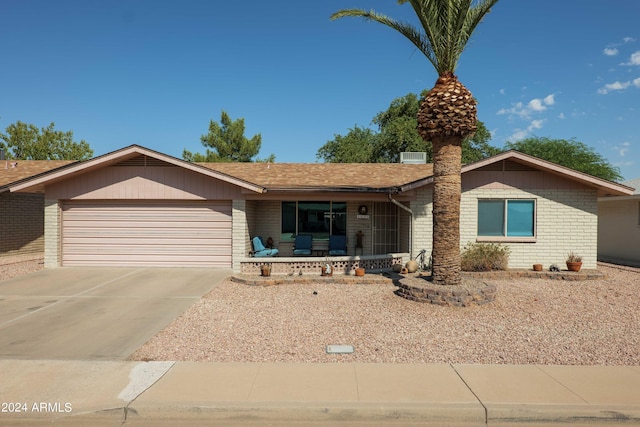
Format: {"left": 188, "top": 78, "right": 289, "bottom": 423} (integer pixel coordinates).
{"left": 0, "top": 192, "right": 44, "bottom": 258}
{"left": 598, "top": 198, "right": 640, "bottom": 267}
{"left": 411, "top": 186, "right": 599, "bottom": 269}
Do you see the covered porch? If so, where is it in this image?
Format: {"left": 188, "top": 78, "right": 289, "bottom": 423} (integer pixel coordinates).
{"left": 236, "top": 195, "right": 414, "bottom": 275}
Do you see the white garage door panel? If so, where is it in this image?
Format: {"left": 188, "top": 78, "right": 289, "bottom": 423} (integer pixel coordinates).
{"left": 62, "top": 201, "right": 232, "bottom": 267}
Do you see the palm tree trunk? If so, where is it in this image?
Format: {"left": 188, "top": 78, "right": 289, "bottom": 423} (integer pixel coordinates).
{"left": 431, "top": 136, "right": 462, "bottom": 286}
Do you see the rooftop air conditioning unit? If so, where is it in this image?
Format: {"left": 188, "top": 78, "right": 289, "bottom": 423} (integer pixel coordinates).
{"left": 400, "top": 152, "right": 427, "bottom": 164}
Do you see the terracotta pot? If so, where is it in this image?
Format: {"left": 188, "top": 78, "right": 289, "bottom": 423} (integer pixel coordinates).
{"left": 355, "top": 267, "right": 365, "bottom": 277}
{"left": 566, "top": 262, "right": 582, "bottom": 272}
{"left": 533, "top": 264, "right": 543, "bottom": 271}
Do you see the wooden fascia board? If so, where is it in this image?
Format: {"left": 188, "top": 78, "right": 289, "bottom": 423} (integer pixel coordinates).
{"left": 9, "top": 145, "right": 266, "bottom": 194}
{"left": 398, "top": 151, "right": 634, "bottom": 196}
{"left": 488, "top": 151, "right": 634, "bottom": 196}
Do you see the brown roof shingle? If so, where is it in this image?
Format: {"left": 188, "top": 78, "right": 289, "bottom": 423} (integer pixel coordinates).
{"left": 198, "top": 162, "right": 434, "bottom": 191}
{"left": 0, "top": 160, "right": 76, "bottom": 188}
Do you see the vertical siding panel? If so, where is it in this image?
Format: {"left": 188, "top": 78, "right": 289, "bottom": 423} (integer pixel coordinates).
{"left": 47, "top": 165, "right": 246, "bottom": 201}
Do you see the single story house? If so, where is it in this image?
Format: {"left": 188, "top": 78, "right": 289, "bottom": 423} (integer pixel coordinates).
{"left": 598, "top": 177, "right": 640, "bottom": 267}
{"left": 2, "top": 145, "right": 633, "bottom": 273}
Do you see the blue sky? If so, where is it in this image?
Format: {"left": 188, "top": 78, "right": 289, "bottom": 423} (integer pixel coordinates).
{"left": 2, "top": 0, "right": 639, "bottom": 180}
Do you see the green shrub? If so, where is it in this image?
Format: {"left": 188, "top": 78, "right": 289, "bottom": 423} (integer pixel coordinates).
{"left": 461, "top": 242, "right": 510, "bottom": 271}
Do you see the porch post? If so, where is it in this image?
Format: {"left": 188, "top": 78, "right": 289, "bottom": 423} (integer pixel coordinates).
{"left": 44, "top": 199, "right": 60, "bottom": 268}
{"left": 232, "top": 199, "right": 248, "bottom": 273}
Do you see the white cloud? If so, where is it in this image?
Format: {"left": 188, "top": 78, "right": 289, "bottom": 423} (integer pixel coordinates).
{"left": 622, "top": 51, "right": 640, "bottom": 66}
{"left": 506, "top": 120, "right": 545, "bottom": 142}
{"left": 624, "top": 37, "right": 636, "bottom": 43}
{"left": 604, "top": 47, "right": 619, "bottom": 56}
{"left": 634, "top": 77, "right": 640, "bottom": 88}
{"left": 614, "top": 142, "right": 631, "bottom": 157}
{"left": 499, "top": 88, "right": 505, "bottom": 95}
{"left": 497, "top": 94, "right": 556, "bottom": 118}
{"left": 529, "top": 120, "right": 544, "bottom": 130}
{"left": 508, "top": 129, "right": 528, "bottom": 142}
{"left": 597, "top": 80, "right": 632, "bottom": 94}
{"left": 558, "top": 112, "right": 565, "bottom": 120}
{"left": 528, "top": 98, "right": 546, "bottom": 112}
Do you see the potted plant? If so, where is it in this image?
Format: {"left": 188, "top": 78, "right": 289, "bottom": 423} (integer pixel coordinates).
{"left": 566, "top": 252, "right": 583, "bottom": 272}
{"left": 321, "top": 260, "right": 333, "bottom": 276}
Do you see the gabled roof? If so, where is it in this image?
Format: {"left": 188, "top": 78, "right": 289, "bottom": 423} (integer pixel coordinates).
{"left": 399, "top": 150, "right": 634, "bottom": 197}
{"left": 7, "top": 145, "right": 266, "bottom": 194}
{"left": 4, "top": 145, "right": 634, "bottom": 197}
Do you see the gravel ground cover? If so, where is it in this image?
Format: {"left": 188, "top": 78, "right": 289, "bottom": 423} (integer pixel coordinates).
{"left": 0, "top": 256, "right": 43, "bottom": 281}
{"left": 131, "top": 263, "right": 640, "bottom": 365}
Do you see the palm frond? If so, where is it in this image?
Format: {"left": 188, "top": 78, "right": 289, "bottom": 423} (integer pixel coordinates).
{"left": 331, "top": 8, "right": 438, "bottom": 69}
{"left": 332, "top": 0, "right": 498, "bottom": 75}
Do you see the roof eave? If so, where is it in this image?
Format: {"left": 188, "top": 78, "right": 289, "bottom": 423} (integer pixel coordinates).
{"left": 462, "top": 150, "right": 635, "bottom": 197}
{"left": 8, "top": 145, "right": 266, "bottom": 194}
{"left": 265, "top": 186, "right": 398, "bottom": 193}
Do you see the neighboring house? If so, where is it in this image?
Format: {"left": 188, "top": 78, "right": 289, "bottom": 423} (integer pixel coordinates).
{"left": 2, "top": 145, "right": 633, "bottom": 272}
{"left": 0, "top": 159, "right": 74, "bottom": 258}
{"left": 598, "top": 177, "right": 640, "bottom": 267}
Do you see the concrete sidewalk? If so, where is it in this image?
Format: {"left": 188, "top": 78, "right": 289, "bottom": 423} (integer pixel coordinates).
{"left": 1, "top": 361, "right": 639, "bottom": 426}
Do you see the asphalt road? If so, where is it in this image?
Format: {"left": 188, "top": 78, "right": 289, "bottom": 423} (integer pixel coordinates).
{"left": 0, "top": 267, "right": 229, "bottom": 360}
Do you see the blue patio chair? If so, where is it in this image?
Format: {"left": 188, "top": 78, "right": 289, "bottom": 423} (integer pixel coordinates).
{"left": 328, "top": 235, "right": 347, "bottom": 256}
{"left": 293, "top": 234, "right": 313, "bottom": 256}
{"left": 251, "top": 236, "right": 279, "bottom": 257}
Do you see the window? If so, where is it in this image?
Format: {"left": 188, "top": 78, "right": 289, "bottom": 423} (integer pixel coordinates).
{"left": 478, "top": 199, "right": 535, "bottom": 239}
{"left": 281, "top": 201, "right": 346, "bottom": 241}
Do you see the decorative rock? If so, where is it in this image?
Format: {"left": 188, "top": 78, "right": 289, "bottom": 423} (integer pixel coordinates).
{"left": 405, "top": 260, "right": 419, "bottom": 273}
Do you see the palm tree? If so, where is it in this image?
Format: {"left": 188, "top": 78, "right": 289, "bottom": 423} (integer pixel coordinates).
{"left": 331, "top": 0, "right": 499, "bottom": 286}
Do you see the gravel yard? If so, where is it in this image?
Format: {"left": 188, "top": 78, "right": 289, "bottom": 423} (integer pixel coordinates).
{"left": 131, "top": 263, "right": 640, "bottom": 365}
{"left": 0, "top": 256, "right": 44, "bottom": 281}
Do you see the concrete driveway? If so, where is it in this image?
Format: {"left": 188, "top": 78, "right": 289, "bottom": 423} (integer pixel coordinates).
{"left": 0, "top": 267, "right": 229, "bottom": 360}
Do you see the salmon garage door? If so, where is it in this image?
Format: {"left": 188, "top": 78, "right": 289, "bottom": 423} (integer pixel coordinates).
{"left": 62, "top": 201, "right": 232, "bottom": 267}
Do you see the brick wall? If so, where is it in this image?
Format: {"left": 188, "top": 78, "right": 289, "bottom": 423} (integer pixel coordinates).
{"left": 232, "top": 199, "right": 248, "bottom": 272}
{"left": 410, "top": 186, "right": 433, "bottom": 257}
{"left": 43, "top": 199, "right": 60, "bottom": 268}
{"left": 461, "top": 188, "right": 598, "bottom": 269}
{"left": 0, "top": 192, "right": 45, "bottom": 257}
{"left": 411, "top": 186, "right": 599, "bottom": 270}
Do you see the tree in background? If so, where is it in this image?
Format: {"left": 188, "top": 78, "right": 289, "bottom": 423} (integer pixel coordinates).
{"left": 505, "top": 137, "right": 622, "bottom": 182}
{"left": 317, "top": 92, "right": 499, "bottom": 164}
{"left": 0, "top": 121, "right": 93, "bottom": 160}
{"left": 183, "top": 110, "right": 273, "bottom": 162}
{"left": 332, "top": 0, "right": 500, "bottom": 286}
{"left": 316, "top": 126, "right": 377, "bottom": 163}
